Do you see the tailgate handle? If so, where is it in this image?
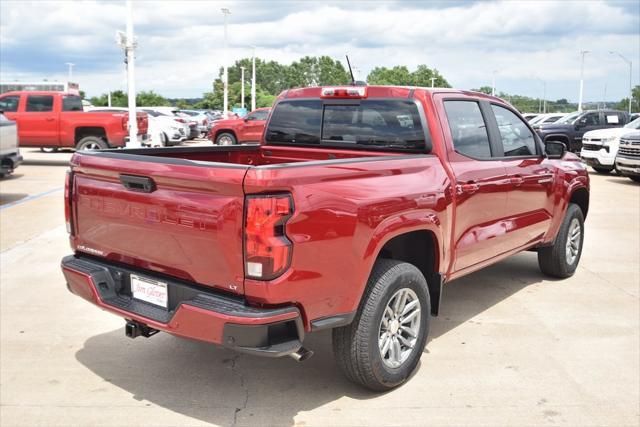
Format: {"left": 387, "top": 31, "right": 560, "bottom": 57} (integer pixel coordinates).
{"left": 119, "top": 174, "right": 156, "bottom": 193}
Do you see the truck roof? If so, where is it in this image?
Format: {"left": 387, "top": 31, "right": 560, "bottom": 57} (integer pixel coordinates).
{"left": 279, "top": 85, "right": 505, "bottom": 103}
{"left": 1, "top": 90, "right": 77, "bottom": 97}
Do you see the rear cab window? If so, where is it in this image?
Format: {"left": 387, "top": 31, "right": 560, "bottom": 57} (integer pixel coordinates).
{"left": 62, "top": 96, "right": 83, "bottom": 111}
{"left": 265, "top": 99, "right": 429, "bottom": 152}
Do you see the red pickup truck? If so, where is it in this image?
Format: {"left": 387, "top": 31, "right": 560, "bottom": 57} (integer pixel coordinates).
{"left": 61, "top": 85, "right": 589, "bottom": 390}
{"left": 0, "top": 91, "right": 148, "bottom": 151}
{"left": 207, "top": 107, "right": 270, "bottom": 145}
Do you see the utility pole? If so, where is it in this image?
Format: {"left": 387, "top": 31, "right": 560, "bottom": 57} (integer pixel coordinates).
{"left": 536, "top": 78, "right": 546, "bottom": 113}
{"left": 251, "top": 45, "right": 256, "bottom": 111}
{"left": 491, "top": 70, "right": 497, "bottom": 96}
{"left": 65, "top": 63, "right": 75, "bottom": 82}
{"left": 240, "top": 66, "right": 245, "bottom": 109}
{"left": 431, "top": 77, "right": 436, "bottom": 88}
{"left": 221, "top": 8, "right": 231, "bottom": 118}
{"left": 578, "top": 50, "right": 590, "bottom": 112}
{"left": 107, "top": 91, "right": 112, "bottom": 107}
{"left": 609, "top": 51, "right": 633, "bottom": 115}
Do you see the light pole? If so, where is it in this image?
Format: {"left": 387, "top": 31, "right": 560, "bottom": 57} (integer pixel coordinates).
{"left": 431, "top": 77, "right": 436, "bottom": 88}
{"left": 240, "top": 66, "right": 245, "bottom": 109}
{"left": 251, "top": 45, "right": 256, "bottom": 111}
{"left": 491, "top": 70, "right": 498, "bottom": 96}
{"left": 65, "top": 63, "right": 75, "bottom": 82}
{"left": 578, "top": 50, "right": 590, "bottom": 112}
{"left": 609, "top": 51, "right": 633, "bottom": 115}
{"left": 115, "top": 0, "right": 139, "bottom": 147}
{"left": 536, "top": 78, "right": 546, "bottom": 113}
{"left": 221, "top": 8, "right": 231, "bottom": 118}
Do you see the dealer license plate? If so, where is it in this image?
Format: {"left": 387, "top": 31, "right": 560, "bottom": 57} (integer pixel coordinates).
{"left": 131, "top": 274, "right": 168, "bottom": 308}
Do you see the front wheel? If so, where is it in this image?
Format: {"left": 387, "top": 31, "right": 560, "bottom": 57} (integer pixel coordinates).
{"left": 40, "top": 147, "right": 59, "bottom": 153}
{"left": 538, "top": 203, "right": 584, "bottom": 278}
{"left": 630, "top": 176, "right": 640, "bottom": 183}
{"left": 332, "top": 259, "right": 430, "bottom": 391}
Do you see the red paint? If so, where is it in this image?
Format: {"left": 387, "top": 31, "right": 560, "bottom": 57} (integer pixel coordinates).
{"left": 0, "top": 91, "right": 148, "bottom": 148}
{"left": 63, "top": 86, "right": 589, "bottom": 340}
{"left": 207, "top": 107, "right": 270, "bottom": 143}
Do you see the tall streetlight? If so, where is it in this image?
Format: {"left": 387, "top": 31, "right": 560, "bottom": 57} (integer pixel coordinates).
{"left": 609, "top": 51, "right": 633, "bottom": 115}
{"left": 491, "top": 70, "right": 498, "bottom": 96}
{"left": 536, "top": 78, "right": 546, "bottom": 113}
{"left": 65, "top": 63, "right": 75, "bottom": 82}
{"left": 578, "top": 50, "right": 590, "bottom": 112}
{"left": 115, "top": 0, "right": 139, "bottom": 147}
{"left": 250, "top": 45, "right": 256, "bottom": 111}
{"left": 240, "top": 66, "right": 245, "bottom": 109}
{"left": 430, "top": 76, "right": 436, "bottom": 88}
{"left": 221, "top": 8, "right": 231, "bottom": 118}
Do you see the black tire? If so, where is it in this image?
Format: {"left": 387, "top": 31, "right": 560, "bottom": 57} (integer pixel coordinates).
{"left": 215, "top": 132, "right": 236, "bottom": 146}
{"left": 538, "top": 203, "right": 584, "bottom": 278}
{"left": 592, "top": 166, "right": 613, "bottom": 174}
{"left": 630, "top": 176, "right": 640, "bottom": 183}
{"left": 332, "top": 259, "right": 430, "bottom": 391}
{"left": 40, "top": 147, "right": 59, "bottom": 153}
{"left": 76, "top": 136, "right": 108, "bottom": 151}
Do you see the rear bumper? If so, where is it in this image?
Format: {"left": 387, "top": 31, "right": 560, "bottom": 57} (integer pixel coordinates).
{"left": 61, "top": 255, "right": 304, "bottom": 357}
{"left": 0, "top": 152, "right": 23, "bottom": 174}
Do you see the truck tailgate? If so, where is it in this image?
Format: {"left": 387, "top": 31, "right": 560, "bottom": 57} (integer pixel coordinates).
{"left": 71, "top": 153, "right": 248, "bottom": 295}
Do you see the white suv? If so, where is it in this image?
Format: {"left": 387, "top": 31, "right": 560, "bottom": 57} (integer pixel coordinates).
{"left": 580, "top": 117, "right": 640, "bottom": 174}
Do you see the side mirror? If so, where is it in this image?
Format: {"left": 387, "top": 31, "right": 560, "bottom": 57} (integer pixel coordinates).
{"left": 545, "top": 141, "right": 566, "bottom": 159}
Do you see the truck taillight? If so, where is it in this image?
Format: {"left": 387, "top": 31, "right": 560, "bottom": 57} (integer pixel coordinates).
{"left": 64, "top": 170, "right": 74, "bottom": 235}
{"left": 244, "top": 194, "right": 293, "bottom": 280}
{"left": 175, "top": 118, "right": 186, "bottom": 123}
{"left": 320, "top": 86, "right": 367, "bottom": 98}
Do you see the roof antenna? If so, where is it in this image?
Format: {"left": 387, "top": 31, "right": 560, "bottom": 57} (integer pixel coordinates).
{"left": 345, "top": 55, "right": 355, "bottom": 85}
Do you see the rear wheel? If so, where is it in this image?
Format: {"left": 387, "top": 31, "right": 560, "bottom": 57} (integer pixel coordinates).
{"left": 215, "top": 132, "right": 236, "bottom": 146}
{"left": 332, "top": 259, "right": 430, "bottom": 391}
{"left": 76, "top": 136, "right": 108, "bottom": 151}
{"left": 538, "top": 203, "right": 584, "bottom": 278}
{"left": 592, "top": 166, "right": 613, "bottom": 174}
{"left": 40, "top": 147, "right": 58, "bottom": 153}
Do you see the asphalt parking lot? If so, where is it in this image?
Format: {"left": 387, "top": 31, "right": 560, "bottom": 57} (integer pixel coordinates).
{"left": 1, "top": 148, "right": 638, "bottom": 427}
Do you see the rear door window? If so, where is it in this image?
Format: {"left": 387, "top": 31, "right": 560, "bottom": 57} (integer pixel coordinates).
{"left": 62, "top": 96, "right": 83, "bottom": 111}
{"left": 443, "top": 100, "right": 492, "bottom": 159}
{"left": 26, "top": 95, "right": 54, "bottom": 112}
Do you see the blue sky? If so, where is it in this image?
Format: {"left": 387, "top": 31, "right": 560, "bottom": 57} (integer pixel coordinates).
{"left": 1, "top": 0, "right": 638, "bottom": 102}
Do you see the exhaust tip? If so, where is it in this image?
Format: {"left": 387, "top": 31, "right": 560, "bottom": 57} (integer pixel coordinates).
{"left": 289, "top": 346, "right": 314, "bottom": 362}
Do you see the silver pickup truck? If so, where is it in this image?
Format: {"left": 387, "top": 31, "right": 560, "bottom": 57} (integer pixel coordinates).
{"left": 0, "top": 112, "right": 23, "bottom": 177}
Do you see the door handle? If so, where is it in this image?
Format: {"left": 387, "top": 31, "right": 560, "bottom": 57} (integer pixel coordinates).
{"left": 45, "top": 117, "right": 55, "bottom": 121}
{"left": 509, "top": 175, "right": 524, "bottom": 186}
{"left": 458, "top": 182, "right": 480, "bottom": 195}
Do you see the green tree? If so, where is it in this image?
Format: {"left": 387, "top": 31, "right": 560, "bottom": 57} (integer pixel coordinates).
{"left": 367, "top": 65, "right": 450, "bottom": 87}
{"left": 615, "top": 85, "right": 640, "bottom": 113}
{"left": 136, "top": 90, "right": 170, "bottom": 107}
{"left": 472, "top": 86, "right": 493, "bottom": 95}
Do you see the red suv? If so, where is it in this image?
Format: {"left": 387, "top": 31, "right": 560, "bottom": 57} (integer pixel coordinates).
{"left": 207, "top": 107, "right": 270, "bottom": 145}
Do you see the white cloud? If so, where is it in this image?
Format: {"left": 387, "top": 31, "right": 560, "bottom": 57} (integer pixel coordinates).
{"left": 1, "top": 0, "right": 638, "bottom": 101}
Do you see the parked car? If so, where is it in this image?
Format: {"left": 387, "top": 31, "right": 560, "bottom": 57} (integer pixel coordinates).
{"left": 615, "top": 131, "right": 640, "bottom": 182}
{"left": 0, "top": 112, "right": 23, "bottom": 177}
{"left": 179, "top": 110, "right": 210, "bottom": 137}
{"left": 147, "top": 107, "right": 198, "bottom": 139}
{"left": 528, "top": 113, "right": 566, "bottom": 126}
{"left": 207, "top": 107, "right": 270, "bottom": 145}
{"left": 535, "top": 109, "right": 629, "bottom": 152}
{"left": 580, "top": 117, "right": 640, "bottom": 173}
{"left": 138, "top": 108, "right": 188, "bottom": 146}
{"left": 0, "top": 91, "right": 148, "bottom": 151}
{"left": 61, "top": 85, "right": 590, "bottom": 391}
{"left": 522, "top": 113, "right": 539, "bottom": 122}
